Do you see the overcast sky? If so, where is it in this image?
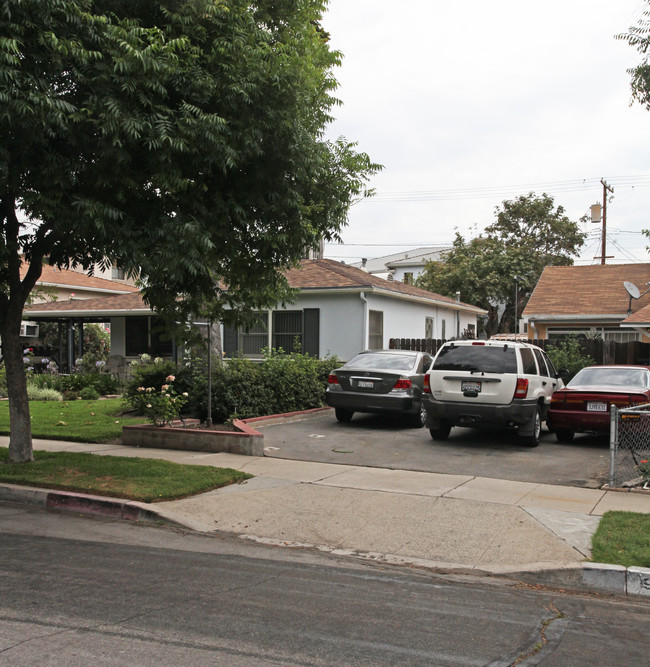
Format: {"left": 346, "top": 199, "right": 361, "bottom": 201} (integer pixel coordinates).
{"left": 321, "top": 0, "right": 650, "bottom": 267}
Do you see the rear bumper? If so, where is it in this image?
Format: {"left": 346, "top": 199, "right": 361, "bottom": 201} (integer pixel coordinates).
{"left": 423, "top": 395, "right": 537, "bottom": 429}
{"left": 325, "top": 389, "right": 418, "bottom": 416}
{"left": 547, "top": 410, "right": 610, "bottom": 434}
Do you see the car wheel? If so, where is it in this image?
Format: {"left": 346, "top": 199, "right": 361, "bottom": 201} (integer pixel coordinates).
{"left": 335, "top": 408, "right": 354, "bottom": 423}
{"left": 410, "top": 401, "right": 427, "bottom": 428}
{"left": 429, "top": 421, "right": 451, "bottom": 440}
{"left": 556, "top": 429, "right": 574, "bottom": 444}
{"left": 519, "top": 406, "right": 541, "bottom": 447}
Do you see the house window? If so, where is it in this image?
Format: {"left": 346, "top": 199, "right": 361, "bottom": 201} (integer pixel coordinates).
{"left": 240, "top": 312, "right": 269, "bottom": 356}
{"left": 273, "top": 311, "right": 303, "bottom": 353}
{"left": 425, "top": 317, "right": 434, "bottom": 339}
{"left": 125, "top": 316, "right": 173, "bottom": 356}
{"left": 368, "top": 310, "right": 383, "bottom": 349}
{"left": 441, "top": 319, "right": 446, "bottom": 340}
{"left": 224, "top": 309, "right": 320, "bottom": 358}
{"left": 111, "top": 267, "right": 125, "bottom": 280}
{"left": 404, "top": 272, "right": 414, "bottom": 285}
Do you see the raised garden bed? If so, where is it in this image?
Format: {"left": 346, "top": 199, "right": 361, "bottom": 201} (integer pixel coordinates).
{"left": 121, "top": 418, "right": 264, "bottom": 456}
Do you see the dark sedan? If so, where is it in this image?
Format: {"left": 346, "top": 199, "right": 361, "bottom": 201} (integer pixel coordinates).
{"left": 325, "top": 349, "right": 433, "bottom": 427}
{"left": 547, "top": 365, "right": 650, "bottom": 442}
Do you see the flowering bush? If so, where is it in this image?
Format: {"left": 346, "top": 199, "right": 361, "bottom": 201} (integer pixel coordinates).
{"left": 637, "top": 459, "right": 650, "bottom": 483}
{"left": 126, "top": 375, "right": 189, "bottom": 427}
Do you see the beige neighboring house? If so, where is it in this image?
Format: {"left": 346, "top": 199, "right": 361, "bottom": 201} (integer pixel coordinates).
{"left": 16, "top": 263, "right": 140, "bottom": 372}
{"left": 25, "top": 258, "right": 487, "bottom": 371}
{"left": 522, "top": 263, "right": 650, "bottom": 342}
{"left": 22, "top": 262, "right": 139, "bottom": 303}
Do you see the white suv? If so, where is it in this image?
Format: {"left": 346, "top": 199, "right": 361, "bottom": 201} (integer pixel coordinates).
{"left": 422, "top": 340, "right": 564, "bottom": 446}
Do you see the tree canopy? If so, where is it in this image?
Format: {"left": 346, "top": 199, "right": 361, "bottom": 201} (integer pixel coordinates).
{"left": 0, "top": 0, "right": 380, "bottom": 462}
{"left": 415, "top": 193, "right": 586, "bottom": 338}
{"left": 617, "top": 3, "right": 650, "bottom": 249}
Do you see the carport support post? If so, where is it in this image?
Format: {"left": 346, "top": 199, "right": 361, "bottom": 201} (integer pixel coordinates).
{"left": 609, "top": 405, "right": 617, "bottom": 487}
{"left": 206, "top": 318, "right": 212, "bottom": 428}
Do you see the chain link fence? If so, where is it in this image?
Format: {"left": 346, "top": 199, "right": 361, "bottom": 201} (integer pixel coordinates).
{"left": 610, "top": 404, "right": 650, "bottom": 487}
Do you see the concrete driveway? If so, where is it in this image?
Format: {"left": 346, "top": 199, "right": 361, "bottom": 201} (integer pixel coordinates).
{"left": 258, "top": 410, "right": 611, "bottom": 488}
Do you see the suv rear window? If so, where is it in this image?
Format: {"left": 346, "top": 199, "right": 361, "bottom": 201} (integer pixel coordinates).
{"left": 432, "top": 344, "right": 517, "bottom": 374}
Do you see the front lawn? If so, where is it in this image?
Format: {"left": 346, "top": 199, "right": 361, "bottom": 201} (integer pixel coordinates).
{"left": 591, "top": 511, "right": 650, "bottom": 568}
{"left": 0, "top": 398, "right": 145, "bottom": 443}
{"left": 0, "top": 448, "right": 252, "bottom": 502}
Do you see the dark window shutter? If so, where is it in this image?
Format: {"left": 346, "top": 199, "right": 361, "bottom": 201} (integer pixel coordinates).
{"left": 223, "top": 323, "right": 239, "bottom": 356}
{"left": 303, "top": 308, "right": 320, "bottom": 357}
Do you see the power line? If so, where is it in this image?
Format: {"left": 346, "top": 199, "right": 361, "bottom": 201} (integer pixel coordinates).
{"left": 356, "top": 176, "right": 650, "bottom": 203}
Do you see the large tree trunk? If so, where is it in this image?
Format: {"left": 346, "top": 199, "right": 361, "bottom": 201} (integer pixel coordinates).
{"left": 1, "top": 308, "right": 33, "bottom": 462}
{"left": 1, "top": 201, "right": 43, "bottom": 463}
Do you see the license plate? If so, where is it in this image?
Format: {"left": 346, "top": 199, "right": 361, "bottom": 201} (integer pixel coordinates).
{"left": 587, "top": 401, "right": 607, "bottom": 412}
{"left": 357, "top": 380, "right": 374, "bottom": 389}
{"left": 461, "top": 381, "right": 481, "bottom": 393}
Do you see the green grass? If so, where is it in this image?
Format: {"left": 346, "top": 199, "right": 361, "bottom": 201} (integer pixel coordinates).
{"left": 0, "top": 448, "right": 252, "bottom": 502}
{"left": 591, "top": 511, "right": 650, "bottom": 568}
{"left": 0, "top": 398, "right": 145, "bottom": 443}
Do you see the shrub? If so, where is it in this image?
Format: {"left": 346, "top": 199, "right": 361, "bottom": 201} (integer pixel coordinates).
{"left": 546, "top": 337, "right": 595, "bottom": 383}
{"left": 124, "top": 374, "right": 189, "bottom": 426}
{"left": 27, "top": 386, "right": 63, "bottom": 401}
{"left": 79, "top": 386, "right": 100, "bottom": 401}
{"left": 28, "top": 371, "right": 121, "bottom": 396}
{"left": 188, "top": 350, "right": 341, "bottom": 423}
{"left": 62, "top": 390, "right": 79, "bottom": 401}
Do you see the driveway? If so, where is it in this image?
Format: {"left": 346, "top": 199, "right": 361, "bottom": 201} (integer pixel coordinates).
{"left": 258, "top": 410, "right": 611, "bottom": 488}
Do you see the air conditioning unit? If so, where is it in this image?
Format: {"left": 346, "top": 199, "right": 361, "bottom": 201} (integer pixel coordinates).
{"left": 20, "top": 322, "right": 39, "bottom": 338}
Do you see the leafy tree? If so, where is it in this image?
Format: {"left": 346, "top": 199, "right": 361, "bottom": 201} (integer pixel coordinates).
{"left": 416, "top": 193, "right": 586, "bottom": 337}
{"left": 617, "top": 5, "right": 650, "bottom": 248}
{"left": 0, "top": 0, "right": 380, "bottom": 462}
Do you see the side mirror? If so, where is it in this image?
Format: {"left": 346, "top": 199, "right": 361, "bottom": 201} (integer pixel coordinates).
{"left": 556, "top": 369, "right": 570, "bottom": 381}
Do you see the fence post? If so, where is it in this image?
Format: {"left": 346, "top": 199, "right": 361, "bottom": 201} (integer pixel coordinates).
{"left": 609, "top": 405, "right": 617, "bottom": 487}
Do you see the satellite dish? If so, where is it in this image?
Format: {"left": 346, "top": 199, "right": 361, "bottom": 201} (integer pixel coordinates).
{"left": 624, "top": 281, "right": 641, "bottom": 299}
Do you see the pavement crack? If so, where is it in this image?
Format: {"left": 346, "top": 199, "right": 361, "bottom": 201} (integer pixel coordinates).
{"left": 488, "top": 601, "right": 568, "bottom": 667}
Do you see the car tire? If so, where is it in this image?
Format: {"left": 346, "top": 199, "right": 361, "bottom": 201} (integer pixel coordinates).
{"left": 410, "top": 401, "right": 427, "bottom": 428}
{"left": 429, "top": 421, "right": 451, "bottom": 440}
{"left": 556, "top": 429, "right": 574, "bottom": 444}
{"left": 335, "top": 408, "right": 354, "bottom": 423}
{"left": 519, "top": 406, "right": 541, "bottom": 447}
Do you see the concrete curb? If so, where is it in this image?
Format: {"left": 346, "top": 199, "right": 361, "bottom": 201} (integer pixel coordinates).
{"left": 2, "top": 481, "right": 649, "bottom": 599}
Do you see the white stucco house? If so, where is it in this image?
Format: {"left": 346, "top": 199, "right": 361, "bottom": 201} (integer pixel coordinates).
{"left": 351, "top": 246, "right": 450, "bottom": 283}
{"left": 24, "top": 259, "right": 486, "bottom": 367}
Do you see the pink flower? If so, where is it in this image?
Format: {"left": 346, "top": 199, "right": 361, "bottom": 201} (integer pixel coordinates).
{"left": 166, "top": 375, "right": 175, "bottom": 382}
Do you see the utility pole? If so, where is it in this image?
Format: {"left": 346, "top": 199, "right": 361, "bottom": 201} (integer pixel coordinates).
{"left": 599, "top": 178, "right": 614, "bottom": 265}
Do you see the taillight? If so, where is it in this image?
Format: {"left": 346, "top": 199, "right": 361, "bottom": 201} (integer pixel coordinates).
{"left": 550, "top": 393, "right": 565, "bottom": 407}
{"left": 514, "top": 377, "right": 529, "bottom": 399}
{"left": 328, "top": 372, "right": 339, "bottom": 385}
{"left": 392, "top": 377, "right": 412, "bottom": 390}
{"left": 423, "top": 374, "right": 431, "bottom": 394}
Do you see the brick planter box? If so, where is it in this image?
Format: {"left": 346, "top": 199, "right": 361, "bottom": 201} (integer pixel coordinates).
{"left": 121, "top": 419, "right": 264, "bottom": 456}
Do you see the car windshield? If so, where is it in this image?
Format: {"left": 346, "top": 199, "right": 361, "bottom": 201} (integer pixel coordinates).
{"left": 569, "top": 367, "right": 650, "bottom": 388}
{"left": 346, "top": 353, "right": 417, "bottom": 371}
{"left": 432, "top": 344, "right": 517, "bottom": 374}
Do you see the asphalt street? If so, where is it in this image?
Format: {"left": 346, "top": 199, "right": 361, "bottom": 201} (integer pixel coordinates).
{"left": 1, "top": 505, "right": 649, "bottom": 666}
{"left": 259, "top": 411, "right": 611, "bottom": 488}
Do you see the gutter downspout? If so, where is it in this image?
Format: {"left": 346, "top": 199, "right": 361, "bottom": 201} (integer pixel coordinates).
{"left": 360, "top": 291, "right": 368, "bottom": 350}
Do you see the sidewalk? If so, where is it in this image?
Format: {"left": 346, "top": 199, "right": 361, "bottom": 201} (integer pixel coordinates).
{"left": 1, "top": 435, "right": 649, "bottom": 597}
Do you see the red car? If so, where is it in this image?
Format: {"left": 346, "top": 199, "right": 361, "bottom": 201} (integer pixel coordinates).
{"left": 548, "top": 365, "right": 650, "bottom": 443}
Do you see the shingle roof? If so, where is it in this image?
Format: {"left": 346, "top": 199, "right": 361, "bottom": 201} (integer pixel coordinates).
{"left": 622, "top": 303, "right": 650, "bottom": 325}
{"left": 26, "top": 259, "right": 487, "bottom": 316}
{"left": 286, "top": 259, "right": 484, "bottom": 312}
{"left": 25, "top": 291, "right": 149, "bottom": 315}
{"left": 523, "top": 264, "right": 650, "bottom": 317}
{"left": 21, "top": 263, "right": 139, "bottom": 293}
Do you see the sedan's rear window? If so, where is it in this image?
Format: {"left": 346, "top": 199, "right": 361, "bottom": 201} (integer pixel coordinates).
{"left": 432, "top": 345, "right": 517, "bottom": 374}
{"left": 346, "top": 353, "right": 417, "bottom": 371}
{"left": 569, "top": 367, "right": 650, "bottom": 388}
